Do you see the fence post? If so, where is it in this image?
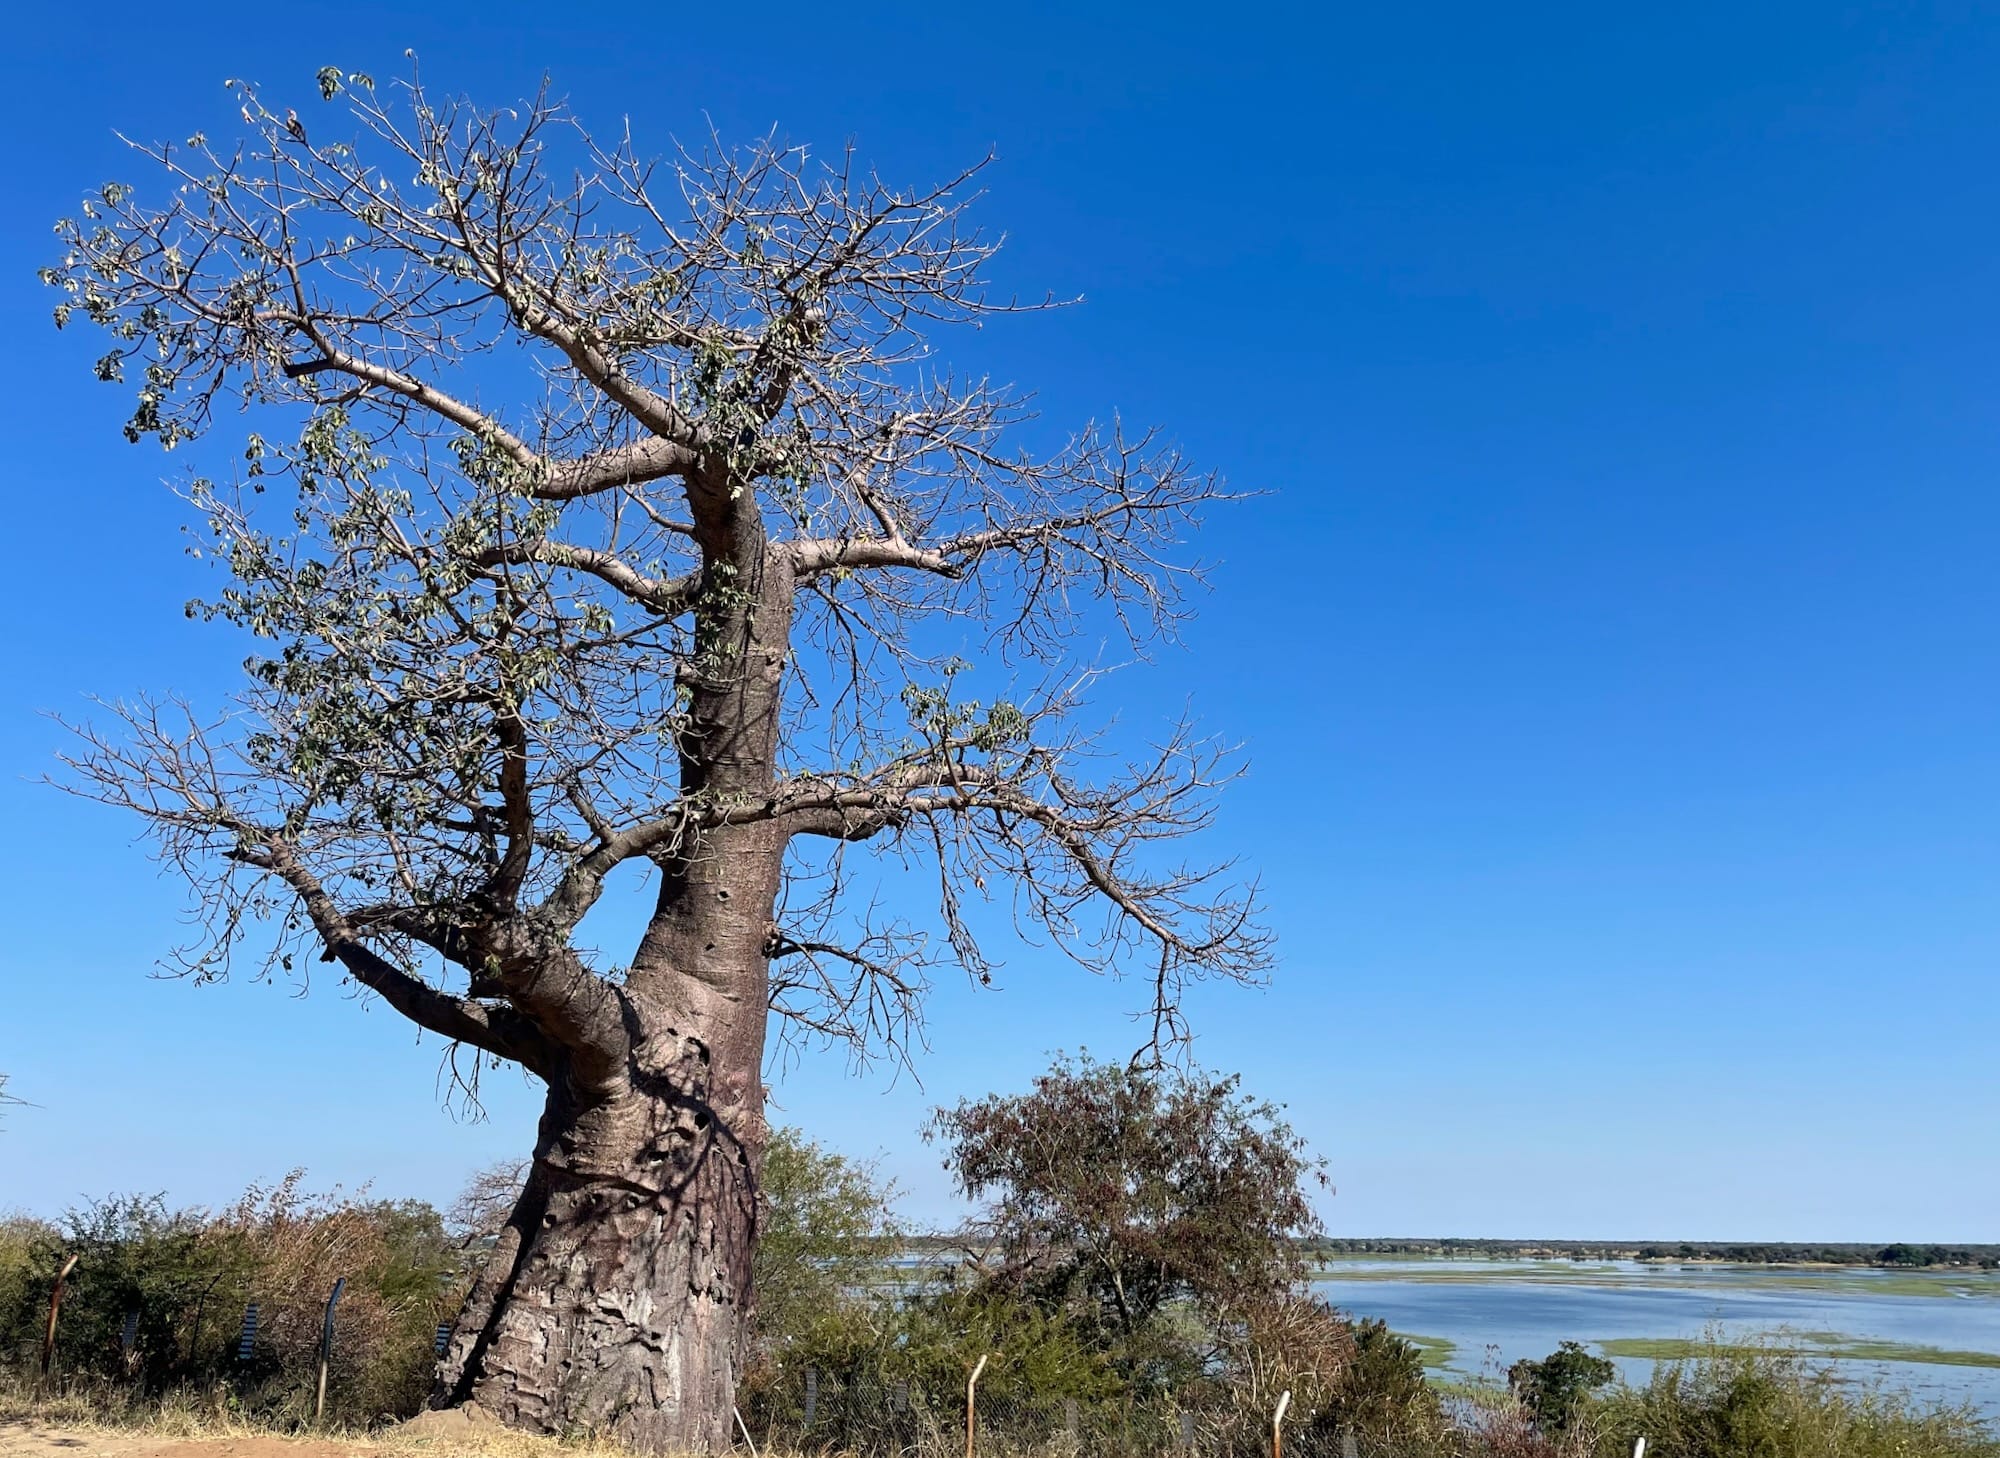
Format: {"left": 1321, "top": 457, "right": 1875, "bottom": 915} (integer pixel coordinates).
{"left": 237, "top": 1303, "right": 259, "bottom": 1362}
{"left": 1271, "top": 1389, "right": 1291, "bottom": 1458}
{"left": 1341, "top": 1428, "right": 1357, "bottom": 1458}
{"left": 1064, "top": 1398, "right": 1079, "bottom": 1441}
{"left": 314, "top": 1277, "right": 346, "bottom": 1425}
{"left": 733, "top": 1404, "right": 762, "bottom": 1458}
{"left": 39, "top": 1254, "right": 80, "bottom": 1389}
{"left": 186, "top": 1272, "right": 222, "bottom": 1368}
{"left": 965, "top": 1353, "right": 990, "bottom": 1458}
{"left": 1180, "top": 1410, "right": 1196, "bottom": 1452}
{"left": 803, "top": 1367, "right": 818, "bottom": 1433}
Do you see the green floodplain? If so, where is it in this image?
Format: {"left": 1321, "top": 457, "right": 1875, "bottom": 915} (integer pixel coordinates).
{"left": 1303, "top": 1250, "right": 2000, "bottom": 1413}
{"left": 1318, "top": 1257, "right": 2000, "bottom": 1303}
{"left": 1393, "top": 1331, "right": 2000, "bottom": 1374}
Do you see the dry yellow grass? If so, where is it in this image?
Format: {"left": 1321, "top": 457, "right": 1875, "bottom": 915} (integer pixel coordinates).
{"left": 0, "top": 1390, "right": 647, "bottom": 1458}
{"left": 0, "top": 1417, "right": 651, "bottom": 1458}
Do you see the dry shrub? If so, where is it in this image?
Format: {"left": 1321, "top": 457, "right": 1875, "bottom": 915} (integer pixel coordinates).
{"left": 213, "top": 1173, "right": 462, "bottom": 1422}
{"left": 0, "top": 1173, "right": 464, "bottom": 1427}
{"left": 1222, "top": 1291, "right": 1359, "bottom": 1420}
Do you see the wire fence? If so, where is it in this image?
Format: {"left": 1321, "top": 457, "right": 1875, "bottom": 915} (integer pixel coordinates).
{"left": 14, "top": 1269, "right": 1603, "bottom": 1457}
{"left": 737, "top": 1365, "right": 1482, "bottom": 1458}
{"left": 6, "top": 1270, "right": 443, "bottom": 1428}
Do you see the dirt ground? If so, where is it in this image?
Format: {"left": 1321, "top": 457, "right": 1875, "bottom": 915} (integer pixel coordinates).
{"left": 0, "top": 1426, "right": 385, "bottom": 1458}
{"left": 0, "top": 1411, "right": 653, "bottom": 1458}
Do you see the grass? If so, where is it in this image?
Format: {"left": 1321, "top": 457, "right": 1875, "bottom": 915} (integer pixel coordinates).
{"left": 1599, "top": 1335, "right": 2000, "bottom": 1370}
{"left": 0, "top": 1378, "right": 638, "bottom": 1458}
{"left": 1747, "top": 1273, "right": 2000, "bottom": 1300}
{"left": 1390, "top": 1331, "right": 1458, "bottom": 1370}
{"left": 8, "top": 1351, "right": 1997, "bottom": 1458}
{"left": 1836, "top": 1341, "right": 2000, "bottom": 1370}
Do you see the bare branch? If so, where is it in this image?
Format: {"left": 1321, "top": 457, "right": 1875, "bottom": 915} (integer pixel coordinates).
{"left": 467, "top": 539, "right": 704, "bottom": 615}
{"left": 45, "top": 67, "right": 1263, "bottom": 1085}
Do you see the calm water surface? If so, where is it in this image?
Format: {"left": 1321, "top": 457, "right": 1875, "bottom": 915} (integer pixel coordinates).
{"left": 1312, "top": 1259, "right": 2000, "bottom": 1418}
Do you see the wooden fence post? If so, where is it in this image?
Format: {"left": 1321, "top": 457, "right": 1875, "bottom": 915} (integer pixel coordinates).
{"left": 186, "top": 1272, "right": 222, "bottom": 1367}
{"left": 965, "top": 1353, "right": 990, "bottom": 1458}
{"left": 39, "top": 1254, "right": 79, "bottom": 1389}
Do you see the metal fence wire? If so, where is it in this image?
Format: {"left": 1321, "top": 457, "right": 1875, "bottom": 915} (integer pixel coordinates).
{"left": 15, "top": 1265, "right": 1631, "bottom": 1458}
{"left": 739, "top": 1367, "right": 1434, "bottom": 1458}
{"left": 9, "top": 1274, "right": 427, "bottom": 1429}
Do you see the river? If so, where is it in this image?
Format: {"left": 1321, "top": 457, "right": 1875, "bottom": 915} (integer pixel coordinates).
{"left": 1312, "top": 1257, "right": 2000, "bottom": 1418}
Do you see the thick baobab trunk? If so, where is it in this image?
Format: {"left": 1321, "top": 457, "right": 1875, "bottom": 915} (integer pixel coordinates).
{"left": 435, "top": 817, "right": 783, "bottom": 1453}
{"left": 438, "top": 552, "right": 793, "bottom": 1453}
{"left": 436, "top": 974, "right": 769, "bottom": 1452}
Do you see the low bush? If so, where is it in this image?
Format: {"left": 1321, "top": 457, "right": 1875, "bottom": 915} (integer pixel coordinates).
{"left": 1588, "top": 1334, "right": 1998, "bottom": 1458}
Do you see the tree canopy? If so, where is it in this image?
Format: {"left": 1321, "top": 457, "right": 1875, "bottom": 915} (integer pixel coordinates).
{"left": 45, "top": 65, "right": 1272, "bottom": 1111}
{"left": 930, "top": 1054, "right": 1327, "bottom": 1379}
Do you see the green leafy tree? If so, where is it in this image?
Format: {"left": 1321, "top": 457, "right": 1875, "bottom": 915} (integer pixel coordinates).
{"left": 752, "top": 1127, "right": 896, "bottom": 1356}
{"left": 929, "top": 1054, "right": 1325, "bottom": 1389}
{"left": 42, "top": 65, "right": 1263, "bottom": 1452}
{"left": 1509, "top": 1340, "right": 1616, "bottom": 1432}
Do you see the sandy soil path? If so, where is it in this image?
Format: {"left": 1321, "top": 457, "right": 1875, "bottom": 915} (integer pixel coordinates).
{"left": 0, "top": 1423, "right": 381, "bottom": 1458}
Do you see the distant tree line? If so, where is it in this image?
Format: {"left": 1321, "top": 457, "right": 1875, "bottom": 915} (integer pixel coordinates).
{"left": 1307, "top": 1237, "right": 2000, "bottom": 1269}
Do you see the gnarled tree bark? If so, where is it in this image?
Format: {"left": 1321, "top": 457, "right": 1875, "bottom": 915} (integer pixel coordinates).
{"left": 437, "top": 1003, "right": 763, "bottom": 1451}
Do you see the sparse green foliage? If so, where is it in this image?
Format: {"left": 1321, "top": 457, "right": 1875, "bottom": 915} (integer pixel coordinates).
{"left": 44, "top": 64, "right": 1267, "bottom": 1072}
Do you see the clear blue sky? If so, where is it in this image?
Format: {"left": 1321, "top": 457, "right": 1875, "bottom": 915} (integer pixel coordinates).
{"left": 2, "top": 0, "right": 1995, "bottom": 1241}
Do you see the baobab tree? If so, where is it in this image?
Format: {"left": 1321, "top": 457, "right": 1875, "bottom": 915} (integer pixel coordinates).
{"left": 45, "top": 66, "right": 1269, "bottom": 1451}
